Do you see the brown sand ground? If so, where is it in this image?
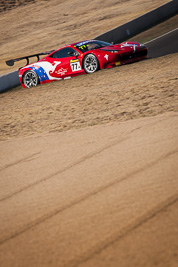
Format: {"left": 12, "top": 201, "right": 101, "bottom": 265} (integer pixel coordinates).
{"left": 0, "top": 112, "right": 178, "bottom": 267}
{"left": 0, "top": 53, "right": 178, "bottom": 140}
{"left": 0, "top": 0, "right": 178, "bottom": 266}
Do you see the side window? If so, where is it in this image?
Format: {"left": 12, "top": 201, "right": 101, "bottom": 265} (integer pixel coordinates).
{"left": 50, "top": 47, "right": 77, "bottom": 59}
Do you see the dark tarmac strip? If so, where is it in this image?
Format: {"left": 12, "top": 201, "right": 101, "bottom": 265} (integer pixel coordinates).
{"left": 146, "top": 28, "right": 178, "bottom": 58}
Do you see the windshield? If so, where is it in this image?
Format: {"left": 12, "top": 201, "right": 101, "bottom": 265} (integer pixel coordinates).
{"left": 73, "top": 40, "right": 111, "bottom": 52}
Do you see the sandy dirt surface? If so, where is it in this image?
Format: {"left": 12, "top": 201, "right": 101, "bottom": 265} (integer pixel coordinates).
{"left": 0, "top": 112, "right": 178, "bottom": 267}
{"left": 0, "top": 53, "right": 178, "bottom": 140}
{"left": 0, "top": 0, "right": 35, "bottom": 13}
{"left": 0, "top": 0, "right": 178, "bottom": 266}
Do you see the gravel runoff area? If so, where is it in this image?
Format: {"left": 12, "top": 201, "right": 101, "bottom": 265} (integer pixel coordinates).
{"left": 0, "top": 1, "right": 178, "bottom": 267}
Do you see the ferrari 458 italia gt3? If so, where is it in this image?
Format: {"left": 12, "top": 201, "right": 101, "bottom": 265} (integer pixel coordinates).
{"left": 6, "top": 40, "right": 148, "bottom": 88}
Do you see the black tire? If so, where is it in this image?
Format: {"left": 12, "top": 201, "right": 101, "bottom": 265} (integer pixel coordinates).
{"left": 23, "top": 70, "right": 39, "bottom": 88}
{"left": 83, "top": 54, "right": 99, "bottom": 74}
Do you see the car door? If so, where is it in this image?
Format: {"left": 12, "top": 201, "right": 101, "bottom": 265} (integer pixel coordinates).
{"left": 48, "top": 47, "right": 83, "bottom": 79}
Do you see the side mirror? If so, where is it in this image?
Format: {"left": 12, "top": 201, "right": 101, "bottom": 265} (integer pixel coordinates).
{"left": 68, "top": 51, "right": 80, "bottom": 57}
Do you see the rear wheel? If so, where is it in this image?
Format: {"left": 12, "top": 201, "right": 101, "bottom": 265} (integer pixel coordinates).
{"left": 83, "top": 54, "right": 99, "bottom": 74}
{"left": 23, "top": 70, "right": 39, "bottom": 88}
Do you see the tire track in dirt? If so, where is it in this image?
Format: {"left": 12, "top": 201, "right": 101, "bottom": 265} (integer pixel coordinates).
{"left": 0, "top": 152, "right": 41, "bottom": 172}
{"left": 0, "top": 148, "right": 177, "bottom": 246}
{"left": 74, "top": 193, "right": 178, "bottom": 267}
{"left": 0, "top": 135, "right": 129, "bottom": 202}
{"left": 0, "top": 117, "right": 167, "bottom": 202}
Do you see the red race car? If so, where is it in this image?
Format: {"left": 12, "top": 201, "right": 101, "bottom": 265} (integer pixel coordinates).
{"left": 6, "top": 40, "right": 148, "bottom": 88}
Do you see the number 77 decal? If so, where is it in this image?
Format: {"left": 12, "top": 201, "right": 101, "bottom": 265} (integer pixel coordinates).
{"left": 70, "top": 59, "right": 81, "bottom": 71}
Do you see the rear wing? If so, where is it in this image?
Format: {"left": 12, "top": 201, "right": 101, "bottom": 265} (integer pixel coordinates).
{"left": 6, "top": 50, "right": 55, "bottom": 66}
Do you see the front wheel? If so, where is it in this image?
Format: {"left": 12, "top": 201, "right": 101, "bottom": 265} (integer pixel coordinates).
{"left": 23, "top": 70, "right": 39, "bottom": 88}
{"left": 83, "top": 54, "right": 99, "bottom": 74}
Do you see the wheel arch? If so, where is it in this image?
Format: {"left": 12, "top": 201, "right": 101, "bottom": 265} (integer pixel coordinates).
{"left": 82, "top": 52, "right": 101, "bottom": 71}
{"left": 22, "top": 69, "right": 40, "bottom": 88}
{"left": 22, "top": 68, "right": 41, "bottom": 81}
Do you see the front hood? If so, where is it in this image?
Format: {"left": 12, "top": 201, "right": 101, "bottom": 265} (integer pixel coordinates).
{"left": 99, "top": 45, "right": 121, "bottom": 51}
{"left": 99, "top": 42, "right": 143, "bottom": 52}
